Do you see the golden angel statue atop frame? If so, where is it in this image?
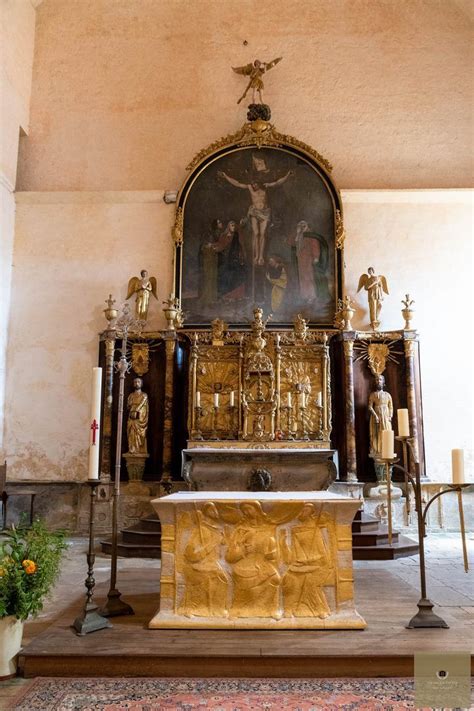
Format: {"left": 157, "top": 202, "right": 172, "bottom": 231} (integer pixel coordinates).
{"left": 233, "top": 57, "right": 282, "bottom": 104}
{"left": 126, "top": 269, "right": 157, "bottom": 322}
{"left": 357, "top": 267, "right": 389, "bottom": 331}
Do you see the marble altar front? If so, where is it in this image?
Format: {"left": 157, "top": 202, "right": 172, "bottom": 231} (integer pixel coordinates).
{"left": 149, "top": 492, "right": 366, "bottom": 630}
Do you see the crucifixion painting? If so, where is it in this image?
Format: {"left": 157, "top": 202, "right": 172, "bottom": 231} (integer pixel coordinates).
{"left": 178, "top": 146, "right": 338, "bottom": 326}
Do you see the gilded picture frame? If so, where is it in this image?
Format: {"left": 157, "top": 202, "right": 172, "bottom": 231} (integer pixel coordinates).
{"left": 173, "top": 122, "right": 344, "bottom": 328}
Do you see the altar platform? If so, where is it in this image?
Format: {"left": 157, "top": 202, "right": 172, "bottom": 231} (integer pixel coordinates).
{"left": 19, "top": 536, "right": 474, "bottom": 678}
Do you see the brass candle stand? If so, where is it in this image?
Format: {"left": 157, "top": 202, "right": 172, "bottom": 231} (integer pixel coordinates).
{"left": 228, "top": 404, "right": 237, "bottom": 439}
{"left": 192, "top": 406, "right": 204, "bottom": 440}
{"left": 388, "top": 453, "right": 470, "bottom": 629}
{"left": 280, "top": 404, "right": 294, "bottom": 440}
{"left": 299, "top": 402, "right": 309, "bottom": 441}
{"left": 100, "top": 304, "right": 143, "bottom": 618}
{"left": 72, "top": 481, "right": 112, "bottom": 635}
{"left": 211, "top": 405, "right": 219, "bottom": 439}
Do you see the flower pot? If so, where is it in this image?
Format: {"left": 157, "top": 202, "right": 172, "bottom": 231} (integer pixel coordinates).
{"left": 0, "top": 615, "right": 24, "bottom": 678}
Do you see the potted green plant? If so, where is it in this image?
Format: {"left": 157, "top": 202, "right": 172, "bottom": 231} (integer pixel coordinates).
{"left": 0, "top": 520, "right": 67, "bottom": 677}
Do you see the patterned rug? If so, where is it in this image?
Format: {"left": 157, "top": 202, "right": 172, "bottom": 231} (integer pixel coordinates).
{"left": 10, "top": 677, "right": 423, "bottom": 710}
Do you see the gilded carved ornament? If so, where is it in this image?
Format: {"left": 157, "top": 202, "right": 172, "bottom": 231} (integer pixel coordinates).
{"left": 335, "top": 209, "right": 345, "bottom": 250}
{"left": 131, "top": 343, "right": 150, "bottom": 376}
{"left": 354, "top": 339, "right": 399, "bottom": 376}
{"left": 185, "top": 121, "right": 332, "bottom": 174}
{"left": 172, "top": 207, "right": 184, "bottom": 245}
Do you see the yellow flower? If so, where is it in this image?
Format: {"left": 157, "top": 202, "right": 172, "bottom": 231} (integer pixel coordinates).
{"left": 22, "top": 559, "right": 37, "bottom": 575}
{"left": 0, "top": 567, "right": 5, "bottom": 577}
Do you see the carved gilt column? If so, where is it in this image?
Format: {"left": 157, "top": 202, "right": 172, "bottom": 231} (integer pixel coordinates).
{"left": 404, "top": 337, "right": 420, "bottom": 470}
{"left": 160, "top": 334, "right": 177, "bottom": 492}
{"left": 343, "top": 337, "right": 358, "bottom": 482}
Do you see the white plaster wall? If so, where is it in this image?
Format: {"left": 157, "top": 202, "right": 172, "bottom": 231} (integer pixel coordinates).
{"left": 7, "top": 191, "right": 173, "bottom": 480}
{"left": 0, "top": 0, "right": 37, "bottom": 456}
{"left": 6, "top": 189, "right": 473, "bottom": 483}
{"left": 16, "top": 0, "right": 473, "bottom": 191}
{"left": 343, "top": 190, "right": 473, "bottom": 482}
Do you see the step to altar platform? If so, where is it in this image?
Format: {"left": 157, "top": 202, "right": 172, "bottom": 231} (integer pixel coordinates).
{"left": 19, "top": 566, "right": 473, "bottom": 678}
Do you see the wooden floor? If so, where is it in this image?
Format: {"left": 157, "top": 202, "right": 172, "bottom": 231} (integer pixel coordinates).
{"left": 20, "top": 555, "right": 474, "bottom": 678}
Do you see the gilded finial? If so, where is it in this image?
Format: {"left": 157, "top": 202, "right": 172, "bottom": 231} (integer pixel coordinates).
{"left": 401, "top": 293, "right": 415, "bottom": 330}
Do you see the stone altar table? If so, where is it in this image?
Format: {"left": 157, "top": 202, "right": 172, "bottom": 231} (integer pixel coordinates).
{"left": 182, "top": 447, "right": 337, "bottom": 491}
{"left": 149, "top": 492, "right": 366, "bottom": 630}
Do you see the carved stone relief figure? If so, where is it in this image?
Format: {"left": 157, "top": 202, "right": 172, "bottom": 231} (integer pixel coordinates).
{"left": 179, "top": 503, "right": 228, "bottom": 617}
{"left": 225, "top": 502, "right": 281, "bottom": 619}
{"left": 280, "top": 503, "right": 332, "bottom": 618}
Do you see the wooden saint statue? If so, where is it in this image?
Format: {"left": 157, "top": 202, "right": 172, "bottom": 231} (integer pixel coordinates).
{"left": 232, "top": 57, "right": 282, "bottom": 104}
{"left": 126, "top": 377, "right": 149, "bottom": 454}
{"left": 126, "top": 269, "right": 157, "bottom": 322}
{"left": 357, "top": 267, "right": 389, "bottom": 330}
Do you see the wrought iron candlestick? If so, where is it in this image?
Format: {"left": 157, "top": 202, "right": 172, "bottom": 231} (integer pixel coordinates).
{"left": 388, "top": 450, "right": 469, "bottom": 628}
{"left": 73, "top": 481, "right": 112, "bottom": 635}
{"left": 100, "top": 304, "right": 144, "bottom": 618}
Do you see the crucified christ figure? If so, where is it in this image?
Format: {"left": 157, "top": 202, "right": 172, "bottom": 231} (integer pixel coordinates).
{"left": 217, "top": 170, "right": 293, "bottom": 266}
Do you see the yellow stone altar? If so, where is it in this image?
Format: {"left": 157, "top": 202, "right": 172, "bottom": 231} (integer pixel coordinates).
{"left": 149, "top": 492, "right": 366, "bottom": 630}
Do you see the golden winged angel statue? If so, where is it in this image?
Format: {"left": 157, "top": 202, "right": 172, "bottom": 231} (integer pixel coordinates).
{"left": 126, "top": 269, "right": 157, "bottom": 322}
{"left": 232, "top": 57, "right": 282, "bottom": 104}
{"left": 357, "top": 267, "right": 389, "bottom": 331}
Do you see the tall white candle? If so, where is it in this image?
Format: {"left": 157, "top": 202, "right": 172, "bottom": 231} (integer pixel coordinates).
{"left": 213, "top": 392, "right": 220, "bottom": 407}
{"left": 195, "top": 391, "right": 201, "bottom": 407}
{"left": 229, "top": 391, "right": 235, "bottom": 407}
{"left": 316, "top": 392, "right": 322, "bottom": 407}
{"left": 381, "top": 429, "right": 395, "bottom": 459}
{"left": 88, "top": 367, "right": 102, "bottom": 480}
{"left": 287, "top": 392, "right": 292, "bottom": 407}
{"left": 397, "top": 409, "right": 410, "bottom": 437}
{"left": 452, "top": 449, "right": 464, "bottom": 484}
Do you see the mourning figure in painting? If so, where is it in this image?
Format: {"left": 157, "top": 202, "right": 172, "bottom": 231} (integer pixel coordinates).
{"left": 126, "top": 377, "right": 149, "bottom": 454}
{"left": 225, "top": 501, "right": 280, "bottom": 618}
{"left": 180, "top": 503, "right": 228, "bottom": 617}
{"left": 200, "top": 218, "right": 223, "bottom": 306}
{"left": 280, "top": 504, "right": 332, "bottom": 618}
{"left": 292, "top": 221, "right": 331, "bottom": 305}
{"left": 266, "top": 255, "right": 288, "bottom": 312}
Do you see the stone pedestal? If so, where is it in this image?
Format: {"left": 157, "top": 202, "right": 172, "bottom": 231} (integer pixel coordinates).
{"left": 123, "top": 452, "right": 149, "bottom": 481}
{"left": 149, "top": 491, "right": 366, "bottom": 630}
